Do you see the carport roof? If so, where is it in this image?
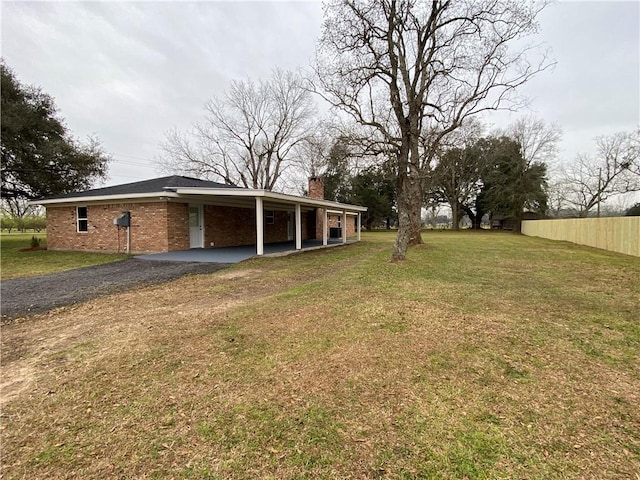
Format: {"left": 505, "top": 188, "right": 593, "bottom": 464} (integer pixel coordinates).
{"left": 34, "top": 175, "right": 367, "bottom": 213}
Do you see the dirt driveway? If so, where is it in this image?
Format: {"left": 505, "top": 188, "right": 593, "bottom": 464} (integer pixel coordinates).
{"left": 1, "top": 258, "right": 231, "bottom": 321}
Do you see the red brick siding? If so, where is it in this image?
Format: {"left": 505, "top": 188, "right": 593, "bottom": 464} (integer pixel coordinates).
{"left": 326, "top": 213, "right": 357, "bottom": 237}
{"left": 166, "top": 202, "right": 190, "bottom": 251}
{"left": 265, "top": 210, "right": 291, "bottom": 243}
{"left": 203, "top": 205, "right": 255, "bottom": 247}
{"left": 202, "top": 206, "right": 307, "bottom": 247}
{"left": 46, "top": 202, "right": 180, "bottom": 253}
{"left": 46, "top": 201, "right": 326, "bottom": 253}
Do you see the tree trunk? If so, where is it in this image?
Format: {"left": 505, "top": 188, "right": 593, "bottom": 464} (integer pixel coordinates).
{"left": 407, "top": 199, "right": 424, "bottom": 246}
{"left": 406, "top": 131, "right": 424, "bottom": 246}
{"left": 392, "top": 173, "right": 423, "bottom": 260}
{"left": 513, "top": 218, "right": 522, "bottom": 233}
{"left": 461, "top": 204, "right": 481, "bottom": 230}
{"left": 366, "top": 216, "right": 374, "bottom": 230}
{"left": 392, "top": 168, "right": 410, "bottom": 260}
{"left": 392, "top": 207, "right": 411, "bottom": 261}
{"left": 451, "top": 201, "right": 460, "bottom": 231}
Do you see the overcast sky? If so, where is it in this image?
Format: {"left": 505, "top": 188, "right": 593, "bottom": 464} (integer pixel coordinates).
{"left": 1, "top": 0, "right": 639, "bottom": 202}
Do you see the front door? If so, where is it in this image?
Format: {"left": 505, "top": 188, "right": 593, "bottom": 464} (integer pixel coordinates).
{"left": 189, "top": 205, "right": 203, "bottom": 248}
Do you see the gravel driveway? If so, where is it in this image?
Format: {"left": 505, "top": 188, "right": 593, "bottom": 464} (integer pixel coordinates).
{"left": 1, "top": 258, "right": 231, "bottom": 321}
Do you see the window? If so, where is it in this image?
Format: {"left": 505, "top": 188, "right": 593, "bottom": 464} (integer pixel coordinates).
{"left": 337, "top": 215, "right": 342, "bottom": 228}
{"left": 266, "top": 210, "right": 275, "bottom": 225}
{"left": 77, "top": 206, "right": 88, "bottom": 232}
{"left": 189, "top": 206, "right": 200, "bottom": 227}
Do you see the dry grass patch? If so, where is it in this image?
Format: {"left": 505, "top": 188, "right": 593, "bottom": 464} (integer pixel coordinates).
{"left": 1, "top": 233, "right": 127, "bottom": 279}
{"left": 2, "top": 231, "right": 639, "bottom": 479}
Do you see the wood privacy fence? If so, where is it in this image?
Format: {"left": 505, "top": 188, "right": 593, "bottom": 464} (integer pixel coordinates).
{"left": 521, "top": 217, "right": 640, "bottom": 257}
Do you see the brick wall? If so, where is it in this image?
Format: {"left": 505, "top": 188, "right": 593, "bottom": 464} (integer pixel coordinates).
{"left": 203, "top": 205, "right": 255, "bottom": 247}
{"left": 45, "top": 202, "right": 179, "bottom": 253}
{"left": 46, "top": 200, "right": 333, "bottom": 253}
{"left": 265, "top": 210, "right": 292, "bottom": 244}
{"left": 202, "top": 205, "right": 309, "bottom": 247}
{"left": 326, "top": 213, "right": 357, "bottom": 238}
{"left": 166, "top": 202, "right": 190, "bottom": 251}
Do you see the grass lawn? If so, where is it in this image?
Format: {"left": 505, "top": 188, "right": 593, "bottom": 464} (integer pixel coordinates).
{"left": 0, "top": 233, "right": 128, "bottom": 279}
{"left": 1, "top": 231, "right": 639, "bottom": 479}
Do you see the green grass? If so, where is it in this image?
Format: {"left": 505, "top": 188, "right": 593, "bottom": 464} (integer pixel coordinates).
{"left": 0, "top": 232, "right": 128, "bottom": 279}
{"left": 2, "top": 231, "right": 639, "bottom": 479}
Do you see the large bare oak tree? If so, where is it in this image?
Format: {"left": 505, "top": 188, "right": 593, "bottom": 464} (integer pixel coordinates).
{"left": 314, "top": 0, "right": 552, "bottom": 259}
{"left": 160, "top": 69, "right": 316, "bottom": 191}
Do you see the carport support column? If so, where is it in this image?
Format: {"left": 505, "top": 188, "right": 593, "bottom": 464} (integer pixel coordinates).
{"left": 357, "top": 213, "right": 361, "bottom": 241}
{"left": 342, "top": 210, "right": 347, "bottom": 244}
{"left": 255, "top": 197, "right": 264, "bottom": 256}
{"left": 322, "top": 208, "right": 328, "bottom": 246}
{"left": 295, "top": 203, "right": 302, "bottom": 250}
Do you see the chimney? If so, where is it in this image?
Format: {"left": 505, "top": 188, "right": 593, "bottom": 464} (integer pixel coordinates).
{"left": 308, "top": 176, "right": 324, "bottom": 200}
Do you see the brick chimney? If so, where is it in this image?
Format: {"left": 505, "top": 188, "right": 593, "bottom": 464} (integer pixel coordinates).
{"left": 308, "top": 176, "right": 324, "bottom": 200}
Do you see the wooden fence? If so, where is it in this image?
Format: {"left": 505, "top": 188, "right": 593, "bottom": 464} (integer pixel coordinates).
{"left": 521, "top": 217, "right": 640, "bottom": 257}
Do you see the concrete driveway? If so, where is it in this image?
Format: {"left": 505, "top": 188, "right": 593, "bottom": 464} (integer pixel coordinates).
{"left": 135, "top": 239, "right": 349, "bottom": 263}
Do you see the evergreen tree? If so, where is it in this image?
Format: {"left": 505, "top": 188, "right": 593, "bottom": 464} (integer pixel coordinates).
{"left": 1, "top": 61, "right": 109, "bottom": 212}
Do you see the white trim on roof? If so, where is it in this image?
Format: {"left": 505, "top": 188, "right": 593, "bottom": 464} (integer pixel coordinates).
{"left": 173, "top": 187, "right": 367, "bottom": 212}
{"left": 33, "top": 187, "right": 368, "bottom": 213}
{"left": 33, "top": 192, "right": 181, "bottom": 206}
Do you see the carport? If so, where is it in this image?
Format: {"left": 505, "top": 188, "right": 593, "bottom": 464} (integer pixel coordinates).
{"left": 172, "top": 186, "right": 366, "bottom": 256}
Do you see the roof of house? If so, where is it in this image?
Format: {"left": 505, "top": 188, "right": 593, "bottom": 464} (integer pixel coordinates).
{"left": 39, "top": 175, "right": 237, "bottom": 201}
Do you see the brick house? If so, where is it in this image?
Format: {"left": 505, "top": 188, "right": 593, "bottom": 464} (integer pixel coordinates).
{"left": 34, "top": 176, "right": 366, "bottom": 255}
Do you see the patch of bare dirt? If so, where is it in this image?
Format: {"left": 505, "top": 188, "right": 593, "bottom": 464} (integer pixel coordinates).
{"left": 0, "top": 277, "right": 243, "bottom": 406}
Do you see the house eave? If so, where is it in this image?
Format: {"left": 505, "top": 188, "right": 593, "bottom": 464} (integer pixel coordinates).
{"left": 32, "top": 187, "right": 368, "bottom": 213}
{"left": 173, "top": 188, "right": 368, "bottom": 212}
{"left": 31, "top": 192, "right": 180, "bottom": 206}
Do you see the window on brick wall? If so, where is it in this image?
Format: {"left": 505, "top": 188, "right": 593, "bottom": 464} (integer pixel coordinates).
{"left": 266, "top": 210, "right": 275, "bottom": 225}
{"left": 77, "top": 206, "right": 88, "bottom": 232}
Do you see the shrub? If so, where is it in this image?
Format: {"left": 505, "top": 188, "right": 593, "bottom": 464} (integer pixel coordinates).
{"left": 31, "top": 236, "right": 41, "bottom": 248}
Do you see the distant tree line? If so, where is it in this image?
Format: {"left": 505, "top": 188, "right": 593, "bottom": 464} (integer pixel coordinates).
{"left": 0, "top": 213, "right": 47, "bottom": 233}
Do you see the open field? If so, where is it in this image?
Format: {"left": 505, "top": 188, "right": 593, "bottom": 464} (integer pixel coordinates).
{"left": 1, "top": 231, "right": 639, "bottom": 479}
{"left": 0, "top": 233, "right": 128, "bottom": 279}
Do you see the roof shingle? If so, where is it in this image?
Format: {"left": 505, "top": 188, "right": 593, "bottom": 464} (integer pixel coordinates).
{"left": 39, "top": 175, "right": 238, "bottom": 201}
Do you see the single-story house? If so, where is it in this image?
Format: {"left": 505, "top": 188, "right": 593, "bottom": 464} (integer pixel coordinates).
{"left": 33, "top": 176, "right": 367, "bottom": 255}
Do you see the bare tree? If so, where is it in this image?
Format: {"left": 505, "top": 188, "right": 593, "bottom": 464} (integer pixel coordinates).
{"left": 160, "top": 69, "right": 316, "bottom": 191}
{"left": 315, "top": 0, "right": 552, "bottom": 260}
{"left": 546, "top": 179, "right": 571, "bottom": 217}
{"left": 1, "top": 197, "right": 36, "bottom": 228}
{"left": 560, "top": 129, "right": 640, "bottom": 217}
{"left": 505, "top": 115, "right": 562, "bottom": 166}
